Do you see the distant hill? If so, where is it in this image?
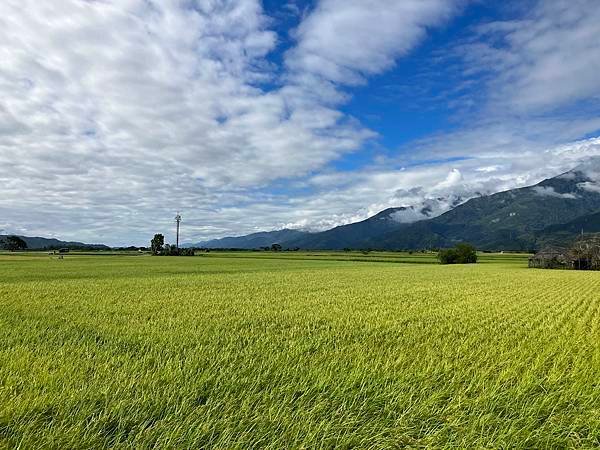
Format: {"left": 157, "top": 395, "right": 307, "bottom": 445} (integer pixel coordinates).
{"left": 282, "top": 207, "right": 419, "bottom": 250}
{"left": 196, "top": 158, "right": 600, "bottom": 251}
{"left": 375, "top": 159, "right": 600, "bottom": 251}
{"left": 0, "top": 235, "right": 110, "bottom": 250}
{"left": 186, "top": 229, "right": 310, "bottom": 249}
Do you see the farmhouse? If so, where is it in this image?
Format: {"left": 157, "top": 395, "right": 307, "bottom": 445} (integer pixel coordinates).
{"left": 528, "top": 247, "right": 571, "bottom": 269}
{"left": 530, "top": 235, "right": 600, "bottom": 270}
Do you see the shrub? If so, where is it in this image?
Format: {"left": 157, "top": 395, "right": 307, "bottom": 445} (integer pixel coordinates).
{"left": 438, "top": 243, "right": 477, "bottom": 265}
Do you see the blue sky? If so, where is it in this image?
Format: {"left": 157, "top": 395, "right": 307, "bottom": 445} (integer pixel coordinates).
{"left": 1, "top": 0, "right": 600, "bottom": 245}
{"left": 261, "top": 2, "right": 514, "bottom": 155}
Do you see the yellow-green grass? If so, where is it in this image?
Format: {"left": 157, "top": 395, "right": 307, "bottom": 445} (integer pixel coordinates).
{"left": 1, "top": 252, "right": 599, "bottom": 448}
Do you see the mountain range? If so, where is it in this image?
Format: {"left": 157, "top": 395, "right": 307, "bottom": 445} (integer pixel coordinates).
{"left": 0, "top": 235, "right": 110, "bottom": 250}
{"left": 183, "top": 229, "right": 307, "bottom": 250}
{"left": 191, "top": 159, "right": 600, "bottom": 251}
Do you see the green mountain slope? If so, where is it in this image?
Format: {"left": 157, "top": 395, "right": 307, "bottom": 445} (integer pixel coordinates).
{"left": 187, "top": 229, "right": 310, "bottom": 249}
{"left": 284, "top": 158, "right": 600, "bottom": 250}
{"left": 282, "top": 207, "right": 419, "bottom": 250}
{"left": 376, "top": 161, "right": 600, "bottom": 250}
{"left": 535, "top": 211, "right": 600, "bottom": 247}
{"left": 0, "top": 235, "right": 110, "bottom": 250}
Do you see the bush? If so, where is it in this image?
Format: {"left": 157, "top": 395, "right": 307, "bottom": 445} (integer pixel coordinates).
{"left": 159, "top": 244, "right": 195, "bottom": 256}
{"left": 438, "top": 243, "right": 477, "bottom": 265}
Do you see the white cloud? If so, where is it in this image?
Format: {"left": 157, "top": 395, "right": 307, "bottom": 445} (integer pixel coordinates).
{"left": 532, "top": 186, "right": 578, "bottom": 199}
{"left": 287, "top": 0, "right": 459, "bottom": 86}
{"left": 390, "top": 207, "right": 428, "bottom": 224}
{"left": 0, "top": 0, "right": 458, "bottom": 245}
{"left": 572, "top": 157, "right": 600, "bottom": 181}
{"left": 433, "top": 168, "right": 463, "bottom": 191}
{"left": 458, "top": 0, "right": 600, "bottom": 113}
{"left": 578, "top": 182, "right": 600, "bottom": 193}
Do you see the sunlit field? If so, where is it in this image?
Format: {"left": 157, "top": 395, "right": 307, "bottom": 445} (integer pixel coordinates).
{"left": 1, "top": 252, "right": 599, "bottom": 448}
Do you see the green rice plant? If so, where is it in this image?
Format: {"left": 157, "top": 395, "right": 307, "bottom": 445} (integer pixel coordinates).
{"left": 0, "top": 252, "right": 599, "bottom": 448}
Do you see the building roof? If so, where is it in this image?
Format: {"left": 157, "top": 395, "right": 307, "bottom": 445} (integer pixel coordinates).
{"left": 530, "top": 246, "right": 570, "bottom": 260}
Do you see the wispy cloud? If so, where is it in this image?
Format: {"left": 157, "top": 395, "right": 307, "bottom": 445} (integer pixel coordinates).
{"left": 533, "top": 186, "right": 578, "bottom": 199}
{"left": 467, "top": 0, "right": 600, "bottom": 113}
{"left": 286, "top": 0, "right": 461, "bottom": 85}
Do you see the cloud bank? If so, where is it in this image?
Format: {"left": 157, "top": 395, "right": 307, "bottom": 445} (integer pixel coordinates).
{"left": 0, "top": 0, "right": 459, "bottom": 244}
{"left": 0, "top": 0, "right": 599, "bottom": 245}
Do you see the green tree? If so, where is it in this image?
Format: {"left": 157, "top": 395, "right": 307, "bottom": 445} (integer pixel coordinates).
{"left": 271, "top": 243, "right": 282, "bottom": 252}
{"left": 455, "top": 243, "right": 478, "bottom": 263}
{"left": 438, "top": 243, "right": 477, "bottom": 265}
{"left": 151, "top": 234, "right": 164, "bottom": 255}
{"left": 2, "top": 235, "right": 27, "bottom": 252}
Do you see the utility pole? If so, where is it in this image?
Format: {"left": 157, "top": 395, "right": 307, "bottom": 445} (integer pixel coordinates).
{"left": 175, "top": 213, "right": 182, "bottom": 250}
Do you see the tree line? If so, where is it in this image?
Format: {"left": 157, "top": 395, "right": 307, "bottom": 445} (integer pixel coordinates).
{"left": 0, "top": 236, "right": 27, "bottom": 251}
{"left": 150, "top": 234, "right": 194, "bottom": 256}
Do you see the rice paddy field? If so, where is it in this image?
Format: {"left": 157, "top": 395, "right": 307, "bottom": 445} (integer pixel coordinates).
{"left": 1, "top": 251, "right": 600, "bottom": 449}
